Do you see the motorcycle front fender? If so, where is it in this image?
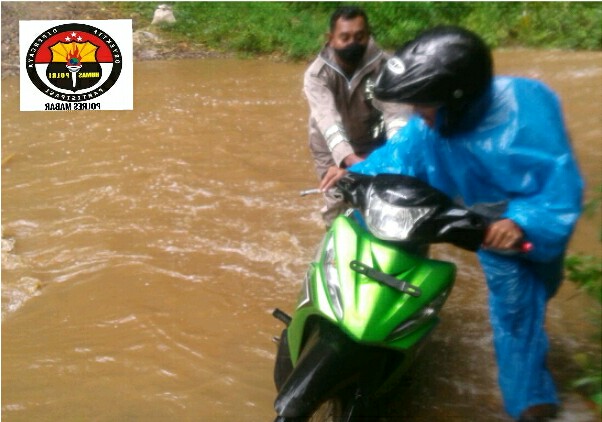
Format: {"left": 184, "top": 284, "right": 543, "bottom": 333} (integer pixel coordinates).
{"left": 274, "top": 318, "right": 388, "bottom": 419}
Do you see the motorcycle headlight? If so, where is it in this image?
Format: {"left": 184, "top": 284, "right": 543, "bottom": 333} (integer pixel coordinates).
{"left": 365, "top": 192, "right": 433, "bottom": 241}
{"left": 323, "top": 235, "right": 343, "bottom": 319}
{"left": 387, "top": 288, "right": 451, "bottom": 341}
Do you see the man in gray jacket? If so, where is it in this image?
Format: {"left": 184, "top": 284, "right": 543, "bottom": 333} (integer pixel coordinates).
{"left": 304, "top": 6, "right": 410, "bottom": 226}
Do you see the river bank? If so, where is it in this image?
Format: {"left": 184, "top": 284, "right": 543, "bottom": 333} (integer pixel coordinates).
{"left": 1, "top": 1, "right": 230, "bottom": 77}
{"left": 4, "top": 1, "right": 601, "bottom": 78}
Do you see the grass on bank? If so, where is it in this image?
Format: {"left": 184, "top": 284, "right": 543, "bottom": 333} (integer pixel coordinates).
{"left": 120, "top": 1, "right": 602, "bottom": 60}
{"left": 565, "top": 186, "right": 602, "bottom": 413}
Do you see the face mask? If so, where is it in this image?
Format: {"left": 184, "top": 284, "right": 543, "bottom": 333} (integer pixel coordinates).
{"left": 334, "top": 43, "right": 367, "bottom": 66}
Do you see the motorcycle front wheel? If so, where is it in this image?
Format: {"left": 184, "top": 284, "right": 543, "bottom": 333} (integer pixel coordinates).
{"left": 307, "top": 398, "right": 343, "bottom": 422}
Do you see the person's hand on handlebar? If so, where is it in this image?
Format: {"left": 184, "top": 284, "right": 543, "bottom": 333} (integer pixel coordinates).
{"left": 319, "top": 166, "right": 348, "bottom": 192}
{"left": 319, "top": 152, "right": 366, "bottom": 192}
{"left": 484, "top": 219, "right": 524, "bottom": 250}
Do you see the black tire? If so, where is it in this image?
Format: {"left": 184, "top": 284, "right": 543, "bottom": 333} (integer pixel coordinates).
{"left": 306, "top": 397, "right": 344, "bottom": 422}
{"left": 310, "top": 389, "right": 383, "bottom": 422}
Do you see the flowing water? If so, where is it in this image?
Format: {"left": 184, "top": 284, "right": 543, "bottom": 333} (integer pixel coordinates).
{"left": 2, "top": 51, "right": 601, "bottom": 421}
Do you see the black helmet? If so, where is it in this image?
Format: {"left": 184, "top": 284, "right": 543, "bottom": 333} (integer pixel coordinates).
{"left": 374, "top": 26, "right": 492, "bottom": 109}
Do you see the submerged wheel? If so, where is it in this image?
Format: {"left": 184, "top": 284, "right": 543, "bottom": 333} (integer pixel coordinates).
{"left": 306, "top": 398, "right": 343, "bottom": 422}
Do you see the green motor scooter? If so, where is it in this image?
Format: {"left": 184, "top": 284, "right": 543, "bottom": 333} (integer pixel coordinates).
{"left": 272, "top": 173, "right": 530, "bottom": 421}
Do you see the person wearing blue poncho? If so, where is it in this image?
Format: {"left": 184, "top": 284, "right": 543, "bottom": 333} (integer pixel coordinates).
{"left": 320, "top": 26, "right": 584, "bottom": 421}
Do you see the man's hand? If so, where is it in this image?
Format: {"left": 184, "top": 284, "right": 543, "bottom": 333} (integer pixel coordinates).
{"left": 483, "top": 219, "right": 524, "bottom": 250}
{"left": 320, "top": 166, "right": 348, "bottom": 192}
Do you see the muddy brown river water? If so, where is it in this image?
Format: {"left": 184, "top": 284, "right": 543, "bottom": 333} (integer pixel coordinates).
{"left": 2, "top": 51, "right": 601, "bottom": 421}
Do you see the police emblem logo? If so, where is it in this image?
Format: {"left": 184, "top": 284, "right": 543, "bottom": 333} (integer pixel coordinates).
{"left": 27, "top": 23, "right": 120, "bottom": 99}
{"left": 20, "top": 20, "right": 132, "bottom": 111}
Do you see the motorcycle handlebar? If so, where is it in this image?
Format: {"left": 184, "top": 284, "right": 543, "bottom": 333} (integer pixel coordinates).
{"left": 299, "top": 188, "right": 321, "bottom": 197}
{"left": 482, "top": 240, "right": 534, "bottom": 255}
{"left": 518, "top": 241, "right": 534, "bottom": 253}
{"left": 299, "top": 188, "right": 342, "bottom": 200}
{"left": 299, "top": 181, "right": 534, "bottom": 255}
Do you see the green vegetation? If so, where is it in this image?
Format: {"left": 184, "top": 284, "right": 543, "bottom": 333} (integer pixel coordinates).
{"left": 565, "top": 187, "right": 602, "bottom": 413}
{"left": 121, "top": 1, "right": 601, "bottom": 59}
{"left": 567, "top": 249, "right": 602, "bottom": 412}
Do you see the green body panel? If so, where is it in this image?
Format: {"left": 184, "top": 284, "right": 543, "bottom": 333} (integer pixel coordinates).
{"left": 288, "top": 214, "right": 456, "bottom": 364}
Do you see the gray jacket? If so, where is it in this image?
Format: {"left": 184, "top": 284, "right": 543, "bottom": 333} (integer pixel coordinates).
{"left": 304, "top": 38, "right": 411, "bottom": 178}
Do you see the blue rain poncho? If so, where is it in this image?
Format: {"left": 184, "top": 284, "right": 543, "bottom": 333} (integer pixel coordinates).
{"left": 351, "top": 76, "right": 584, "bottom": 418}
